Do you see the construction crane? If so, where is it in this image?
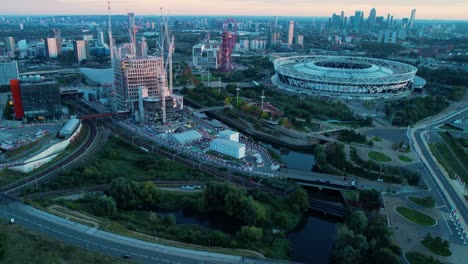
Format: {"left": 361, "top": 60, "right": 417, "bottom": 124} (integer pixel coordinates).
{"left": 158, "top": 8, "right": 175, "bottom": 124}
{"left": 107, "top": 1, "right": 117, "bottom": 112}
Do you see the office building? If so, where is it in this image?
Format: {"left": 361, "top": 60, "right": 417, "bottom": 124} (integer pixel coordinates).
{"left": 192, "top": 41, "right": 219, "bottom": 69}
{"left": 287, "top": 21, "right": 294, "bottom": 47}
{"left": 136, "top": 37, "right": 148, "bottom": 57}
{"left": 114, "top": 56, "right": 166, "bottom": 111}
{"left": 10, "top": 76, "right": 62, "bottom": 121}
{"left": 4, "top": 37, "right": 15, "bottom": 52}
{"left": 368, "top": 8, "right": 376, "bottom": 26}
{"left": 409, "top": 9, "right": 416, "bottom": 29}
{"left": 296, "top": 35, "right": 304, "bottom": 48}
{"left": 73, "top": 40, "right": 89, "bottom": 63}
{"left": 45, "top": 38, "right": 60, "bottom": 58}
{"left": 0, "top": 59, "right": 19, "bottom": 85}
{"left": 48, "top": 29, "right": 61, "bottom": 38}
{"left": 97, "top": 28, "right": 106, "bottom": 47}
{"left": 18, "top": 40, "right": 27, "bottom": 51}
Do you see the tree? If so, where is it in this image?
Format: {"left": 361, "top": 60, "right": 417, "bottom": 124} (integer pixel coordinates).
{"left": 239, "top": 226, "right": 263, "bottom": 241}
{"left": 109, "top": 177, "right": 138, "bottom": 209}
{"left": 349, "top": 210, "right": 368, "bottom": 234}
{"left": 374, "top": 248, "right": 401, "bottom": 264}
{"left": 139, "top": 181, "right": 160, "bottom": 207}
{"left": 224, "top": 189, "right": 246, "bottom": 216}
{"left": 92, "top": 195, "right": 117, "bottom": 216}
{"left": 288, "top": 187, "right": 309, "bottom": 213}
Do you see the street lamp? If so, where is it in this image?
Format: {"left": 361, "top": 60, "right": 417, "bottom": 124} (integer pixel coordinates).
{"left": 236, "top": 84, "right": 240, "bottom": 103}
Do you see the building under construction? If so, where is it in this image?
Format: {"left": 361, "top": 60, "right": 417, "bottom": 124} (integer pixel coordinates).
{"left": 111, "top": 11, "right": 183, "bottom": 124}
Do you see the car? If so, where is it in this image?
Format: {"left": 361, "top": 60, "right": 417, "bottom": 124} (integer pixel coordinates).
{"left": 9, "top": 218, "right": 15, "bottom": 224}
{"left": 122, "top": 254, "right": 130, "bottom": 259}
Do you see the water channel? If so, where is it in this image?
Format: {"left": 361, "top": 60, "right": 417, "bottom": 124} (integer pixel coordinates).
{"left": 165, "top": 145, "right": 339, "bottom": 263}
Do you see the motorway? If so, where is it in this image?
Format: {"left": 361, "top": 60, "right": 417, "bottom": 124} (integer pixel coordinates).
{"left": 0, "top": 197, "right": 273, "bottom": 264}
{"left": 410, "top": 107, "right": 468, "bottom": 236}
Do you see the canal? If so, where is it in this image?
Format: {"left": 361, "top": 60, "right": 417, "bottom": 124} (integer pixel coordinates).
{"left": 165, "top": 144, "right": 339, "bottom": 263}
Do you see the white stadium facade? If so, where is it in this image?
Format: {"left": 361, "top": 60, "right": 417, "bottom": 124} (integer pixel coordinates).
{"left": 272, "top": 56, "right": 425, "bottom": 100}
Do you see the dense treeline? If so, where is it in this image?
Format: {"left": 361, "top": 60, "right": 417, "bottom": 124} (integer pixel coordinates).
{"left": 385, "top": 96, "right": 449, "bottom": 126}
{"left": 332, "top": 210, "right": 402, "bottom": 264}
{"left": 68, "top": 178, "right": 310, "bottom": 259}
{"left": 338, "top": 130, "right": 368, "bottom": 144}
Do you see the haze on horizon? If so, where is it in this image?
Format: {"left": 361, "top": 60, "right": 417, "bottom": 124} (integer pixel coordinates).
{"left": 1, "top": 0, "right": 467, "bottom": 20}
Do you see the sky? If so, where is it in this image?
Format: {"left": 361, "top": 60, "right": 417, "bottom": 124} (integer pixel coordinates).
{"left": 1, "top": 0, "right": 467, "bottom": 20}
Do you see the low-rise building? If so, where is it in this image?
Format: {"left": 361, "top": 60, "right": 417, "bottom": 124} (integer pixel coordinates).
{"left": 210, "top": 138, "right": 245, "bottom": 159}
{"left": 169, "top": 130, "right": 202, "bottom": 145}
{"left": 218, "top": 130, "right": 239, "bottom": 142}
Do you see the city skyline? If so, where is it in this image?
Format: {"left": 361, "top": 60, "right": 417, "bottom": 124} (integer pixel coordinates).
{"left": 1, "top": 0, "right": 467, "bottom": 20}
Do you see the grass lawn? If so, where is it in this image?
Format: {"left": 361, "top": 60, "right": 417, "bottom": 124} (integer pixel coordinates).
{"left": 37, "top": 136, "right": 219, "bottom": 191}
{"left": 408, "top": 196, "right": 435, "bottom": 208}
{"left": 398, "top": 155, "right": 413, "bottom": 162}
{"left": 405, "top": 252, "right": 441, "bottom": 264}
{"left": 429, "top": 143, "right": 467, "bottom": 181}
{"left": 395, "top": 206, "right": 436, "bottom": 227}
{"left": 0, "top": 220, "right": 128, "bottom": 264}
{"left": 368, "top": 151, "right": 392, "bottom": 162}
{"left": 421, "top": 240, "right": 452, "bottom": 257}
{"left": 372, "top": 136, "right": 382, "bottom": 142}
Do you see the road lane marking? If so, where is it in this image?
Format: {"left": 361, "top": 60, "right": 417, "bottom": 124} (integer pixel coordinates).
{"left": 442, "top": 214, "right": 453, "bottom": 235}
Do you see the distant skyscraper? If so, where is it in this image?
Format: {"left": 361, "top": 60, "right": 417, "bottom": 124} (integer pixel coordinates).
{"left": 409, "top": 9, "right": 416, "bottom": 29}
{"left": 0, "top": 59, "right": 19, "bottom": 85}
{"left": 97, "top": 28, "right": 105, "bottom": 47}
{"left": 287, "top": 21, "right": 294, "bottom": 47}
{"left": 4, "top": 37, "right": 15, "bottom": 52}
{"left": 368, "top": 8, "right": 376, "bottom": 26}
{"left": 45, "top": 38, "right": 59, "bottom": 58}
{"left": 296, "top": 35, "right": 304, "bottom": 48}
{"left": 136, "top": 37, "right": 148, "bottom": 57}
{"left": 18, "top": 40, "right": 27, "bottom": 51}
{"left": 73, "top": 40, "right": 89, "bottom": 63}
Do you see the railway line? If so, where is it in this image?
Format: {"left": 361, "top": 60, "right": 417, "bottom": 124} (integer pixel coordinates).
{"left": 0, "top": 119, "right": 98, "bottom": 195}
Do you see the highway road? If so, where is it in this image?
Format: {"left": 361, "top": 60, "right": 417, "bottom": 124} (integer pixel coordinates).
{"left": 410, "top": 107, "right": 468, "bottom": 235}
{"left": 0, "top": 197, "right": 292, "bottom": 264}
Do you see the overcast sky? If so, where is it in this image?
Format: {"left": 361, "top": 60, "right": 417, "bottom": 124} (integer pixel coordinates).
{"left": 1, "top": 0, "right": 467, "bottom": 20}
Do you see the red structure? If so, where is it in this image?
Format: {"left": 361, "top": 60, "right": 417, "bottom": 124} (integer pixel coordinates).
{"left": 218, "top": 18, "right": 237, "bottom": 72}
{"left": 10, "top": 79, "right": 24, "bottom": 119}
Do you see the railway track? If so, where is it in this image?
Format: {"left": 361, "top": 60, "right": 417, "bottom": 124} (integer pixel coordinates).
{"left": 0, "top": 119, "right": 98, "bottom": 195}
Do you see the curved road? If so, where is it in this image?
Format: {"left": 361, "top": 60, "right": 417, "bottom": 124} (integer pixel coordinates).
{"left": 410, "top": 107, "right": 468, "bottom": 231}
{"left": 0, "top": 198, "right": 244, "bottom": 264}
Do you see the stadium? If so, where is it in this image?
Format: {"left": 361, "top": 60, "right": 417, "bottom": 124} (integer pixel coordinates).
{"left": 272, "top": 56, "right": 424, "bottom": 100}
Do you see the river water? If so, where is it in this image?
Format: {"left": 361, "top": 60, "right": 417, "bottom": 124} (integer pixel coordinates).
{"left": 164, "top": 145, "right": 338, "bottom": 263}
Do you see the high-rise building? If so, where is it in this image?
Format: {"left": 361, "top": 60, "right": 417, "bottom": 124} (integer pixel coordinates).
{"left": 136, "top": 37, "right": 148, "bottom": 57}
{"left": 296, "top": 35, "right": 304, "bottom": 48}
{"left": 4, "top": 37, "right": 15, "bottom": 52}
{"left": 97, "top": 28, "right": 105, "bottom": 47}
{"left": 0, "top": 59, "right": 19, "bottom": 85}
{"left": 45, "top": 38, "right": 60, "bottom": 58}
{"left": 287, "top": 21, "right": 294, "bottom": 47}
{"left": 113, "top": 56, "right": 166, "bottom": 111}
{"left": 10, "top": 76, "right": 62, "bottom": 121}
{"left": 18, "top": 40, "right": 27, "bottom": 51}
{"left": 368, "top": 8, "right": 376, "bottom": 26}
{"left": 73, "top": 40, "right": 89, "bottom": 63}
{"left": 409, "top": 9, "right": 416, "bottom": 29}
